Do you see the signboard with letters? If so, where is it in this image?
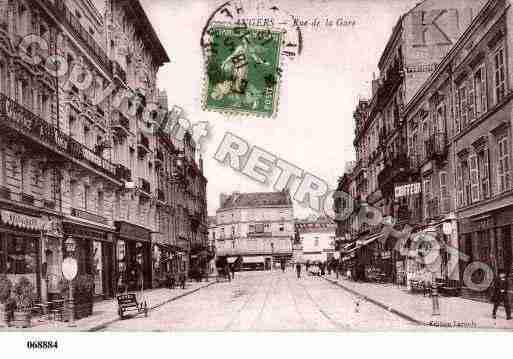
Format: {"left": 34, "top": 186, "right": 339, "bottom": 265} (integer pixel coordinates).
{"left": 394, "top": 182, "right": 421, "bottom": 199}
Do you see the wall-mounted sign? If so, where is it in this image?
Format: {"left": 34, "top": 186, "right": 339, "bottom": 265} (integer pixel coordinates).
{"left": 0, "top": 210, "right": 42, "bottom": 231}
{"left": 394, "top": 182, "right": 421, "bottom": 199}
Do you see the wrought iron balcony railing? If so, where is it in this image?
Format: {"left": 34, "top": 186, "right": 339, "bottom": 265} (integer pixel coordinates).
{"left": 425, "top": 132, "right": 448, "bottom": 161}
{"left": 71, "top": 208, "right": 108, "bottom": 224}
{"left": 0, "top": 93, "right": 119, "bottom": 181}
{"left": 137, "top": 133, "right": 150, "bottom": 157}
{"left": 139, "top": 178, "right": 151, "bottom": 195}
{"left": 115, "top": 164, "right": 131, "bottom": 182}
{"left": 112, "top": 111, "right": 130, "bottom": 137}
{"left": 47, "top": 0, "right": 112, "bottom": 76}
{"left": 112, "top": 60, "right": 127, "bottom": 83}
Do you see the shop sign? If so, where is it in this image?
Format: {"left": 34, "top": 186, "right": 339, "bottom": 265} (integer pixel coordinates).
{"left": 0, "top": 210, "right": 42, "bottom": 231}
{"left": 63, "top": 222, "right": 108, "bottom": 242}
{"left": 394, "top": 182, "right": 421, "bottom": 199}
{"left": 116, "top": 222, "right": 150, "bottom": 242}
{"left": 62, "top": 257, "right": 78, "bottom": 281}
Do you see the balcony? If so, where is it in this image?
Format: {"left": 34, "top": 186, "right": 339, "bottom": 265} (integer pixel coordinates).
{"left": 115, "top": 164, "right": 131, "bottom": 182}
{"left": 426, "top": 197, "right": 440, "bottom": 220}
{"left": 0, "top": 186, "right": 10, "bottom": 200}
{"left": 425, "top": 132, "right": 448, "bottom": 162}
{"left": 46, "top": 0, "right": 112, "bottom": 76}
{"left": 137, "top": 134, "right": 150, "bottom": 158}
{"left": 21, "top": 193, "right": 35, "bottom": 205}
{"left": 111, "top": 111, "right": 130, "bottom": 138}
{"left": 377, "top": 151, "right": 413, "bottom": 192}
{"left": 0, "top": 93, "right": 119, "bottom": 181}
{"left": 71, "top": 208, "right": 108, "bottom": 224}
{"left": 139, "top": 178, "right": 151, "bottom": 197}
{"left": 157, "top": 188, "right": 165, "bottom": 203}
{"left": 112, "top": 60, "right": 127, "bottom": 83}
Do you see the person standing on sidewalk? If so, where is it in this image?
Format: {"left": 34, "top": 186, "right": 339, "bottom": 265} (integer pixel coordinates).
{"left": 491, "top": 270, "right": 511, "bottom": 319}
{"left": 296, "top": 262, "right": 302, "bottom": 279}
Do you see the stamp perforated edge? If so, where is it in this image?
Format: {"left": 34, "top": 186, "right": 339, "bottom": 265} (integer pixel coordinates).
{"left": 200, "top": 22, "right": 287, "bottom": 119}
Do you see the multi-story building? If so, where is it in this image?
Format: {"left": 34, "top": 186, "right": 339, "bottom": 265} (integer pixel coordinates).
{"left": 0, "top": 0, "right": 208, "bottom": 306}
{"left": 214, "top": 191, "right": 294, "bottom": 269}
{"left": 336, "top": 0, "right": 488, "bottom": 284}
{"left": 404, "top": 0, "right": 513, "bottom": 302}
{"left": 295, "top": 216, "right": 336, "bottom": 263}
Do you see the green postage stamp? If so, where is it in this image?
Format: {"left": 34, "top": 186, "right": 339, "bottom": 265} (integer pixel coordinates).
{"left": 203, "top": 25, "right": 284, "bottom": 117}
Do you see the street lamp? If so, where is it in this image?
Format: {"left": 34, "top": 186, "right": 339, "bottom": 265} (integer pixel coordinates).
{"left": 62, "top": 236, "right": 77, "bottom": 327}
{"left": 64, "top": 236, "right": 76, "bottom": 257}
{"left": 270, "top": 242, "right": 274, "bottom": 271}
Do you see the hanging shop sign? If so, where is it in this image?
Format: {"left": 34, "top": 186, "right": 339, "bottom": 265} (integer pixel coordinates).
{"left": 394, "top": 182, "right": 421, "bottom": 199}
{"left": 0, "top": 210, "right": 42, "bottom": 231}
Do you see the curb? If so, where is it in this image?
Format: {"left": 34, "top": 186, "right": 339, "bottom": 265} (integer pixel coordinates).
{"left": 323, "top": 277, "right": 424, "bottom": 326}
{"left": 88, "top": 281, "right": 216, "bottom": 332}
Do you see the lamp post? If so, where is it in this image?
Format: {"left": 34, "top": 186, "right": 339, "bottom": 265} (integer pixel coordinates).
{"left": 270, "top": 242, "right": 274, "bottom": 271}
{"left": 63, "top": 236, "right": 77, "bottom": 327}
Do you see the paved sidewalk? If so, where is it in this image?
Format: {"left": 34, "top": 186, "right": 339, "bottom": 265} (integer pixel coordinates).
{"left": 324, "top": 274, "right": 513, "bottom": 330}
{"left": 2, "top": 279, "right": 215, "bottom": 332}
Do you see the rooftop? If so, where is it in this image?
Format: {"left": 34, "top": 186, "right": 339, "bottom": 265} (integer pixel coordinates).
{"left": 218, "top": 191, "right": 292, "bottom": 210}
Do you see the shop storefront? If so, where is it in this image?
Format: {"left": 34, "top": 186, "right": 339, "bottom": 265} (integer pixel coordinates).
{"left": 458, "top": 206, "right": 513, "bottom": 303}
{"left": 0, "top": 209, "right": 42, "bottom": 299}
{"left": 62, "top": 221, "right": 114, "bottom": 300}
{"left": 152, "top": 243, "right": 173, "bottom": 288}
{"left": 114, "top": 221, "right": 152, "bottom": 293}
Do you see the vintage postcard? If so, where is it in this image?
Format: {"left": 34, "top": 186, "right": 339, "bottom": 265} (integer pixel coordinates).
{"left": 1, "top": 0, "right": 513, "bottom": 349}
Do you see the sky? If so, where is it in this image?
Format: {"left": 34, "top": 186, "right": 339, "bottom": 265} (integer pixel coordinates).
{"left": 131, "top": 0, "right": 420, "bottom": 218}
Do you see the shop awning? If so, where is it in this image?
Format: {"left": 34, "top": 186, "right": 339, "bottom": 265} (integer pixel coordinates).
{"left": 243, "top": 256, "right": 265, "bottom": 264}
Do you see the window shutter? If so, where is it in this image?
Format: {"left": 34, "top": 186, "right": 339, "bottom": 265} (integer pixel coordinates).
{"left": 468, "top": 78, "right": 475, "bottom": 121}
{"left": 481, "top": 149, "right": 490, "bottom": 199}
{"left": 454, "top": 90, "right": 460, "bottom": 133}
{"left": 439, "top": 171, "right": 450, "bottom": 213}
{"left": 469, "top": 154, "right": 480, "bottom": 202}
{"left": 456, "top": 162, "right": 464, "bottom": 207}
{"left": 481, "top": 66, "right": 487, "bottom": 114}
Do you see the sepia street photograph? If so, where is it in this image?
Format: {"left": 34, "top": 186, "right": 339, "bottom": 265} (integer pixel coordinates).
{"left": 0, "top": 0, "right": 513, "bottom": 347}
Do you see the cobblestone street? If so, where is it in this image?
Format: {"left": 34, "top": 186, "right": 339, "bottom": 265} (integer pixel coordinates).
{"left": 102, "top": 271, "right": 414, "bottom": 331}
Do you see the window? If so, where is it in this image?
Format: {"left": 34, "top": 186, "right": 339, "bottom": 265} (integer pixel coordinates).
{"left": 469, "top": 154, "right": 480, "bottom": 203}
{"left": 493, "top": 47, "right": 506, "bottom": 104}
{"left": 314, "top": 238, "right": 319, "bottom": 247}
{"left": 478, "top": 149, "right": 490, "bottom": 199}
{"left": 457, "top": 85, "right": 467, "bottom": 130}
{"left": 84, "top": 185, "right": 90, "bottom": 210}
{"left": 249, "top": 224, "right": 255, "bottom": 233}
{"left": 97, "top": 191, "right": 104, "bottom": 216}
{"left": 467, "top": 77, "right": 475, "bottom": 122}
{"left": 20, "top": 159, "right": 31, "bottom": 195}
{"left": 474, "top": 65, "right": 487, "bottom": 116}
{"left": 498, "top": 136, "right": 511, "bottom": 193}
{"left": 279, "top": 223, "right": 284, "bottom": 232}
{"left": 3, "top": 236, "right": 37, "bottom": 275}
{"left": 439, "top": 171, "right": 450, "bottom": 213}
{"left": 220, "top": 227, "right": 225, "bottom": 239}
{"left": 423, "top": 177, "right": 432, "bottom": 218}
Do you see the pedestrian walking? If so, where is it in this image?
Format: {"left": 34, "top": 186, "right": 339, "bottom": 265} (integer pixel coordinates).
{"left": 296, "top": 262, "right": 302, "bottom": 279}
{"left": 230, "top": 263, "right": 236, "bottom": 280}
{"left": 320, "top": 261, "right": 326, "bottom": 276}
{"left": 281, "top": 259, "right": 286, "bottom": 272}
{"left": 491, "top": 270, "right": 511, "bottom": 319}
